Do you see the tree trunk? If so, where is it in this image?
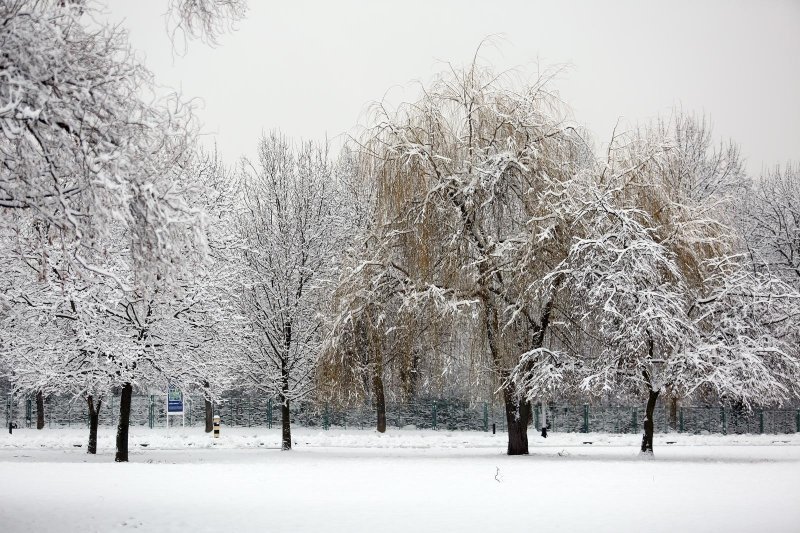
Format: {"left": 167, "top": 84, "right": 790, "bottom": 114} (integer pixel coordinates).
{"left": 35, "top": 390, "right": 45, "bottom": 430}
{"left": 115, "top": 383, "right": 132, "bottom": 462}
{"left": 483, "top": 298, "right": 529, "bottom": 455}
{"left": 280, "top": 359, "right": 292, "bottom": 450}
{"left": 504, "top": 383, "right": 530, "bottom": 455}
{"left": 204, "top": 399, "right": 213, "bottom": 433}
{"left": 203, "top": 380, "right": 213, "bottom": 433}
{"left": 485, "top": 279, "right": 559, "bottom": 456}
{"left": 373, "top": 355, "right": 386, "bottom": 433}
{"left": 281, "top": 397, "right": 291, "bottom": 451}
{"left": 87, "top": 395, "right": 101, "bottom": 454}
{"left": 640, "top": 389, "right": 659, "bottom": 454}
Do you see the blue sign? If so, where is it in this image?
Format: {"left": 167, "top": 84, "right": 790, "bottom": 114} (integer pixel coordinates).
{"left": 167, "top": 384, "right": 183, "bottom": 414}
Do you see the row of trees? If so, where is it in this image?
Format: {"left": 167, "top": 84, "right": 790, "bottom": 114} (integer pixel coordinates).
{"left": 0, "top": 0, "right": 247, "bottom": 460}
{"left": 322, "top": 65, "right": 800, "bottom": 455}
{"left": 1, "top": 1, "right": 798, "bottom": 459}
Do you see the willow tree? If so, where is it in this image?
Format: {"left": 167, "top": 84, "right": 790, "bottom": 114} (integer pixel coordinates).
{"left": 342, "top": 62, "right": 591, "bottom": 454}
{"left": 322, "top": 258, "right": 463, "bottom": 432}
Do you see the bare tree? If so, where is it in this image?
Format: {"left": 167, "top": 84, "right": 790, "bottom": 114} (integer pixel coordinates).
{"left": 512, "top": 117, "right": 800, "bottom": 455}
{"left": 166, "top": 0, "right": 247, "bottom": 48}
{"left": 741, "top": 163, "right": 800, "bottom": 286}
{"left": 236, "top": 133, "right": 343, "bottom": 450}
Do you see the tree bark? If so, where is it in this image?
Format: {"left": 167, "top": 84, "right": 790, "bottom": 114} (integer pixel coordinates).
{"left": 35, "top": 390, "right": 45, "bottom": 430}
{"left": 490, "top": 279, "right": 559, "bottom": 456}
{"left": 204, "top": 398, "right": 213, "bottom": 433}
{"left": 281, "top": 397, "right": 291, "bottom": 451}
{"left": 203, "top": 380, "right": 213, "bottom": 433}
{"left": 87, "top": 395, "right": 101, "bottom": 454}
{"left": 641, "top": 388, "right": 659, "bottom": 454}
{"left": 484, "top": 299, "right": 530, "bottom": 455}
{"left": 280, "top": 359, "right": 291, "bottom": 450}
{"left": 373, "top": 354, "right": 386, "bottom": 433}
{"left": 115, "top": 383, "right": 132, "bottom": 462}
{"left": 504, "top": 383, "right": 530, "bottom": 455}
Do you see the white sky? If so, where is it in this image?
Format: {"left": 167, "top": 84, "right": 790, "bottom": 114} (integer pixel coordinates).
{"left": 104, "top": 0, "right": 800, "bottom": 174}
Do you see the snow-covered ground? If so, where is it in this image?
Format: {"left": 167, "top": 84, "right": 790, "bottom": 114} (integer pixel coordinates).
{"left": 1, "top": 427, "right": 799, "bottom": 532}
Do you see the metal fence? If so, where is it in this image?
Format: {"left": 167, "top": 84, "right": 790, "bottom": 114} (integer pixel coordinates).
{"left": 5, "top": 393, "right": 800, "bottom": 435}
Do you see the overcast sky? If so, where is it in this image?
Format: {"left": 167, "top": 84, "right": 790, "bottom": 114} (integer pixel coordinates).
{"left": 104, "top": 0, "right": 799, "bottom": 174}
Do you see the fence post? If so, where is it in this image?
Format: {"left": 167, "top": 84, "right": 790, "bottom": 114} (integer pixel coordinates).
{"left": 679, "top": 407, "right": 684, "bottom": 433}
{"left": 632, "top": 408, "right": 637, "bottom": 434}
{"left": 267, "top": 399, "right": 272, "bottom": 429}
{"left": 759, "top": 409, "right": 764, "bottom": 434}
{"left": 148, "top": 395, "right": 154, "bottom": 429}
{"left": 432, "top": 400, "right": 438, "bottom": 430}
{"left": 483, "top": 402, "right": 488, "bottom": 432}
{"left": 583, "top": 404, "right": 589, "bottom": 433}
{"left": 721, "top": 406, "right": 727, "bottom": 435}
{"left": 323, "top": 403, "right": 330, "bottom": 431}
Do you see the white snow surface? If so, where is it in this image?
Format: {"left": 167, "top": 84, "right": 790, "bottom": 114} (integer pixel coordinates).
{"left": 1, "top": 427, "right": 799, "bottom": 532}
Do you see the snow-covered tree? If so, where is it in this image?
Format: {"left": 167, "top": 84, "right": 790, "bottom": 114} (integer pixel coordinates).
{"left": 0, "top": 1, "right": 201, "bottom": 284}
{"left": 166, "top": 0, "right": 248, "bottom": 46}
{"left": 0, "top": 0, "right": 253, "bottom": 460}
{"left": 512, "top": 119, "right": 800, "bottom": 454}
{"left": 1, "top": 147, "right": 233, "bottom": 457}
{"left": 740, "top": 164, "right": 800, "bottom": 287}
{"left": 236, "top": 133, "right": 344, "bottom": 450}
{"left": 321, "top": 146, "right": 467, "bottom": 432}
{"left": 333, "top": 59, "right": 595, "bottom": 454}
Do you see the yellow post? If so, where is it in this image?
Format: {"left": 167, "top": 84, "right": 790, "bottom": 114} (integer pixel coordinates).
{"left": 213, "top": 415, "right": 220, "bottom": 438}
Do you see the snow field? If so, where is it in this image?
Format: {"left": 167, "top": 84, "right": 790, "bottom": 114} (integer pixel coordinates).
{"left": 1, "top": 428, "right": 799, "bottom": 532}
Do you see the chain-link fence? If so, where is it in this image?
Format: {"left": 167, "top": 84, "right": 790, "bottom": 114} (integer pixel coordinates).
{"left": 4, "top": 393, "right": 800, "bottom": 435}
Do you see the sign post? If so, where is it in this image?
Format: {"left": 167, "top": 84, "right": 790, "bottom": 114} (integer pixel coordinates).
{"left": 167, "top": 383, "right": 185, "bottom": 428}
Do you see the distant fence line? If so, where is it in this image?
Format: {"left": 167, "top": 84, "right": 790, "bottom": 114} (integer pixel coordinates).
{"left": 4, "top": 393, "right": 800, "bottom": 435}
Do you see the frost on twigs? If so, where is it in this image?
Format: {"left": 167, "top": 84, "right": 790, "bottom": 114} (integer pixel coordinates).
{"left": 0, "top": 0, "right": 205, "bottom": 290}
{"left": 509, "top": 113, "right": 800, "bottom": 452}
{"left": 0, "top": 0, "right": 238, "bottom": 432}
{"left": 234, "top": 133, "right": 346, "bottom": 449}
{"left": 324, "top": 56, "right": 594, "bottom": 454}
{"left": 166, "top": 0, "right": 247, "bottom": 52}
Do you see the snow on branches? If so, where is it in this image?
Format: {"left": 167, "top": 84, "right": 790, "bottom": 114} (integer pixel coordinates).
{"left": 235, "top": 133, "right": 346, "bottom": 449}
{"left": 0, "top": 0, "right": 203, "bottom": 291}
